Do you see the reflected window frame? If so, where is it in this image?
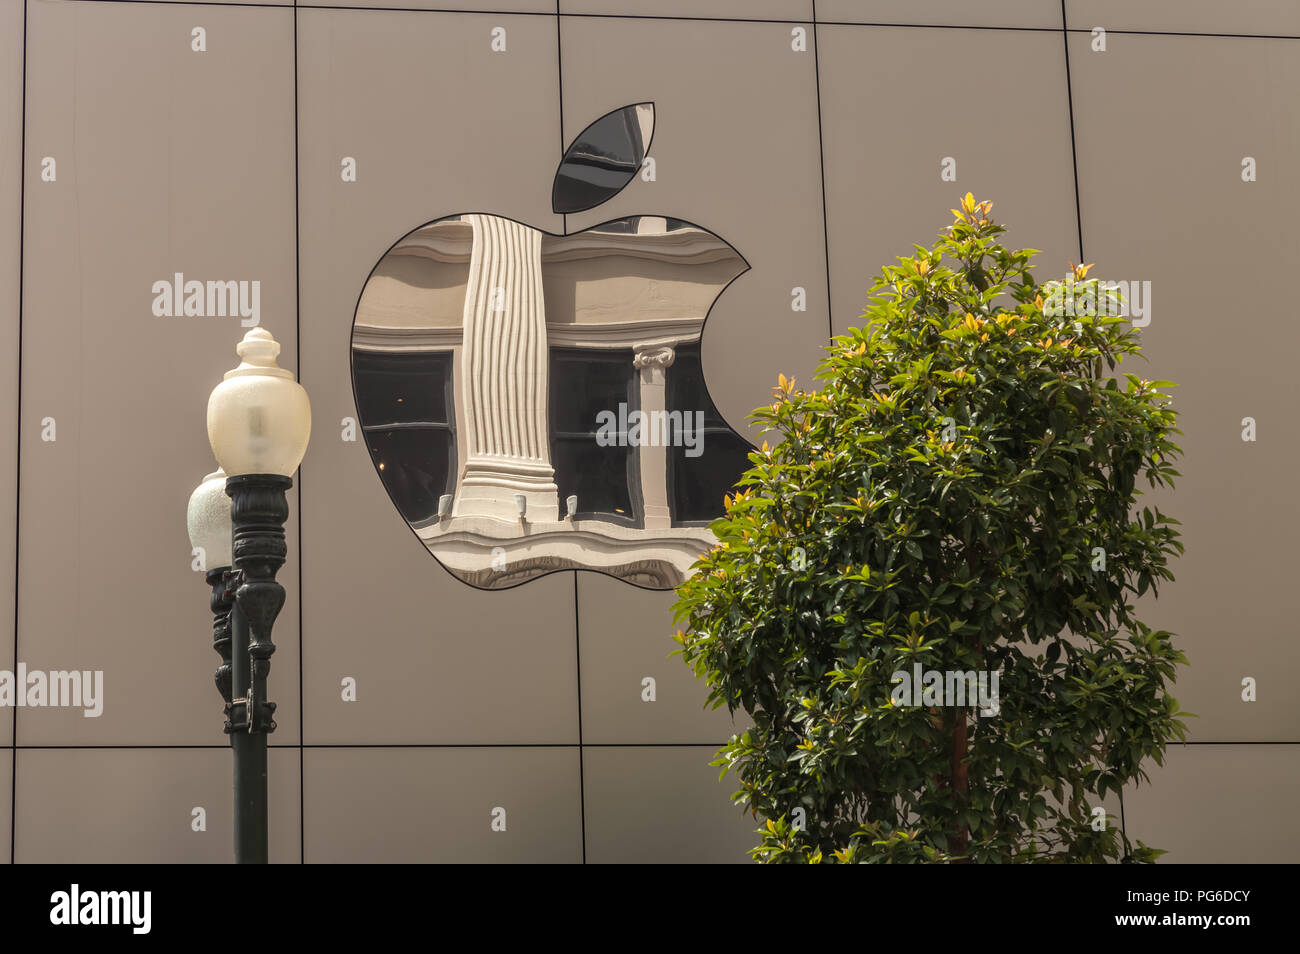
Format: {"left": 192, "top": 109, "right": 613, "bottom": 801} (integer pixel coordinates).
{"left": 664, "top": 341, "right": 753, "bottom": 527}
{"left": 354, "top": 349, "right": 458, "bottom": 529}
{"left": 548, "top": 346, "right": 644, "bottom": 528}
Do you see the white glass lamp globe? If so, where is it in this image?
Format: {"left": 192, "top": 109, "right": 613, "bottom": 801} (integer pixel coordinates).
{"left": 187, "top": 468, "right": 233, "bottom": 570}
{"left": 206, "top": 328, "right": 311, "bottom": 477}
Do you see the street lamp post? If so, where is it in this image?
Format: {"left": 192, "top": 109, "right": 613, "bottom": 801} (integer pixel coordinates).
{"left": 187, "top": 328, "right": 311, "bottom": 864}
{"left": 187, "top": 467, "right": 236, "bottom": 713}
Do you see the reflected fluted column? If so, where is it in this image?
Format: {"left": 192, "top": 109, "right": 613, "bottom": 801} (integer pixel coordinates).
{"left": 454, "top": 213, "right": 560, "bottom": 522}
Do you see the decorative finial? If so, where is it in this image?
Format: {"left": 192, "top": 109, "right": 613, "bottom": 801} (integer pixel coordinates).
{"left": 225, "top": 328, "right": 291, "bottom": 380}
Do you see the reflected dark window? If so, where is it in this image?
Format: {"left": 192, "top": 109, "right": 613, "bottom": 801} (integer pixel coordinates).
{"left": 666, "top": 343, "right": 753, "bottom": 524}
{"left": 550, "top": 348, "right": 640, "bottom": 525}
{"left": 353, "top": 351, "right": 456, "bottom": 526}
{"left": 552, "top": 103, "right": 654, "bottom": 215}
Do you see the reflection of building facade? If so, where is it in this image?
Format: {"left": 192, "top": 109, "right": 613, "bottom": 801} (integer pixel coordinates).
{"left": 352, "top": 214, "right": 750, "bottom": 588}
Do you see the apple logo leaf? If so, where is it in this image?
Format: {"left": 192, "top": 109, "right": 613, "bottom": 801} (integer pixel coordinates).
{"left": 552, "top": 103, "right": 655, "bottom": 215}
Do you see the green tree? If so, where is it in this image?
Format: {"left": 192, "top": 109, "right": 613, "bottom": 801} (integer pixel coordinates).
{"left": 673, "top": 195, "right": 1188, "bottom": 863}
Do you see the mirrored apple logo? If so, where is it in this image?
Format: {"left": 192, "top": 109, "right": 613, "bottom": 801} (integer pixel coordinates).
{"left": 351, "top": 104, "right": 752, "bottom": 589}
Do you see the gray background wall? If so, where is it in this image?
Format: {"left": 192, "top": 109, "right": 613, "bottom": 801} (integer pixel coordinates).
{"left": 1, "top": 0, "right": 1296, "bottom": 863}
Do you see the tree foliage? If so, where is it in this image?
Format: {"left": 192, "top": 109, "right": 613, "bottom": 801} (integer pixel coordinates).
{"left": 673, "top": 195, "right": 1188, "bottom": 863}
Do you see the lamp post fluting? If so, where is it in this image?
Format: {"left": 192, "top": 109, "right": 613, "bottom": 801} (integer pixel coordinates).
{"left": 190, "top": 328, "right": 311, "bottom": 864}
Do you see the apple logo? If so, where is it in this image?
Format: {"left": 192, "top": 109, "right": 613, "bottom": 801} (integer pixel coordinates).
{"left": 351, "top": 104, "right": 752, "bottom": 590}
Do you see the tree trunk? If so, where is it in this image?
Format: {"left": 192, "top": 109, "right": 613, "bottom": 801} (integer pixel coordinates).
{"left": 950, "top": 707, "right": 969, "bottom": 859}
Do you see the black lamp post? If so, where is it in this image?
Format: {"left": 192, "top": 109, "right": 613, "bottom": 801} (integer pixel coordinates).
{"left": 187, "top": 328, "right": 311, "bottom": 864}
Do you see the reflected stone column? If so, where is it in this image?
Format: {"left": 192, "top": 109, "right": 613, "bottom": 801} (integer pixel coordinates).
{"left": 634, "top": 344, "right": 675, "bottom": 530}
{"left": 455, "top": 214, "right": 560, "bottom": 522}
